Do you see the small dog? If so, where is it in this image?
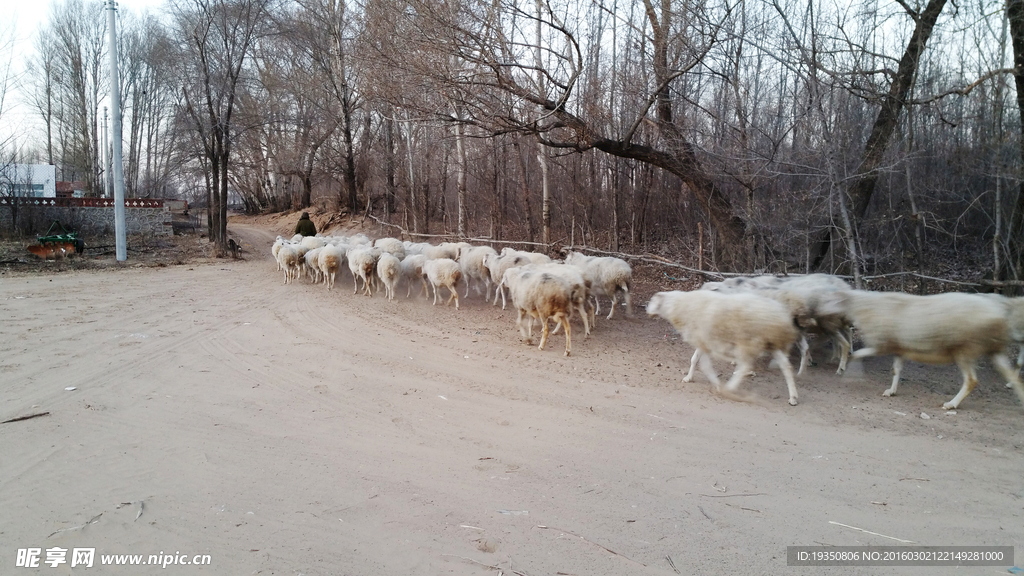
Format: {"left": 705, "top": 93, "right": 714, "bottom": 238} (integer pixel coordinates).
{"left": 228, "top": 238, "right": 239, "bottom": 259}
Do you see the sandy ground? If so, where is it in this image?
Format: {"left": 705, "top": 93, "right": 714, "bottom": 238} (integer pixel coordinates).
{"left": 1, "top": 219, "right": 1022, "bottom": 576}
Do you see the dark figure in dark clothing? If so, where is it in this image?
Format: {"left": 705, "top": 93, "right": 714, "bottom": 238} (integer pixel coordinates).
{"left": 294, "top": 212, "right": 317, "bottom": 237}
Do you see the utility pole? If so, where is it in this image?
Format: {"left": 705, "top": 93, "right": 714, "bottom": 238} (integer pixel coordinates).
{"left": 106, "top": 0, "right": 127, "bottom": 261}
{"left": 101, "top": 106, "right": 110, "bottom": 198}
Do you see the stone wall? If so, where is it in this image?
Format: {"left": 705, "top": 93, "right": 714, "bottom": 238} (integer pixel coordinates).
{"left": 0, "top": 197, "right": 172, "bottom": 237}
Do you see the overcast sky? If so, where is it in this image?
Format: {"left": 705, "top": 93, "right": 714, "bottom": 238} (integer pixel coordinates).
{"left": 2, "top": 0, "right": 167, "bottom": 154}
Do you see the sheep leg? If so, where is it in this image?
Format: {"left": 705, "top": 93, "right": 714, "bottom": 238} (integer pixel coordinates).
{"left": 431, "top": 282, "right": 440, "bottom": 305}
{"left": 883, "top": 356, "right": 903, "bottom": 397}
{"left": 592, "top": 295, "right": 601, "bottom": 318}
{"left": 943, "top": 360, "right": 979, "bottom": 410}
{"left": 851, "top": 346, "right": 878, "bottom": 360}
{"left": 1011, "top": 346, "right": 1024, "bottom": 389}
{"left": 683, "top": 349, "right": 701, "bottom": 383}
{"left": 835, "top": 331, "right": 851, "bottom": 375}
{"left": 447, "top": 285, "right": 460, "bottom": 309}
{"left": 696, "top": 350, "right": 721, "bottom": 388}
{"left": 516, "top": 309, "right": 533, "bottom": 344}
{"left": 838, "top": 326, "right": 855, "bottom": 373}
{"left": 578, "top": 301, "right": 590, "bottom": 337}
{"left": 607, "top": 294, "right": 617, "bottom": 320}
{"left": 623, "top": 286, "right": 633, "bottom": 317}
{"left": 722, "top": 358, "right": 753, "bottom": 394}
{"left": 796, "top": 335, "right": 809, "bottom": 376}
{"left": 561, "top": 314, "right": 572, "bottom": 356}
{"left": 492, "top": 284, "right": 502, "bottom": 306}
{"left": 993, "top": 352, "right": 1024, "bottom": 407}
{"left": 537, "top": 315, "right": 550, "bottom": 351}
{"left": 772, "top": 349, "right": 799, "bottom": 406}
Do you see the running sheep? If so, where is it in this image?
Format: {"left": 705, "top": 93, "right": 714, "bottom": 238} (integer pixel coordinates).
{"left": 702, "top": 274, "right": 854, "bottom": 374}
{"left": 376, "top": 253, "right": 402, "bottom": 301}
{"left": 458, "top": 245, "right": 498, "bottom": 300}
{"left": 500, "top": 247, "right": 552, "bottom": 265}
{"left": 276, "top": 244, "right": 301, "bottom": 284}
{"left": 318, "top": 244, "right": 348, "bottom": 291}
{"left": 400, "top": 254, "right": 430, "bottom": 299}
{"left": 374, "top": 237, "right": 406, "bottom": 261}
{"left": 564, "top": 251, "right": 632, "bottom": 319}
{"left": 520, "top": 263, "right": 593, "bottom": 337}
{"left": 500, "top": 266, "right": 574, "bottom": 356}
{"left": 646, "top": 290, "right": 801, "bottom": 406}
{"left": 272, "top": 236, "right": 286, "bottom": 270}
{"left": 304, "top": 247, "right": 324, "bottom": 284}
{"left": 819, "top": 290, "right": 1024, "bottom": 410}
{"left": 485, "top": 252, "right": 530, "bottom": 307}
{"left": 347, "top": 247, "right": 380, "bottom": 296}
{"left": 423, "top": 258, "right": 463, "bottom": 309}
{"left": 423, "top": 242, "right": 467, "bottom": 261}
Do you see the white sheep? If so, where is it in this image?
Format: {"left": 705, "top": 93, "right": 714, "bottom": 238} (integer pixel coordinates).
{"left": 819, "top": 290, "right": 1024, "bottom": 409}
{"left": 646, "top": 290, "right": 801, "bottom": 405}
{"left": 1009, "top": 297, "right": 1024, "bottom": 370}
{"left": 376, "top": 253, "right": 402, "bottom": 301}
{"left": 987, "top": 294, "right": 1024, "bottom": 363}
{"left": 458, "top": 245, "right": 498, "bottom": 300}
{"left": 304, "top": 247, "right": 324, "bottom": 283}
{"left": 272, "top": 236, "right": 286, "bottom": 270}
{"left": 519, "top": 263, "right": 593, "bottom": 337}
{"left": 276, "top": 244, "right": 301, "bottom": 284}
{"left": 485, "top": 252, "right": 531, "bottom": 307}
{"left": 403, "top": 241, "right": 431, "bottom": 256}
{"left": 423, "top": 242, "right": 464, "bottom": 261}
{"left": 400, "top": 254, "right": 430, "bottom": 299}
{"left": 374, "top": 237, "right": 406, "bottom": 260}
{"left": 701, "top": 283, "right": 822, "bottom": 375}
{"left": 347, "top": 247, "right": 379, "bottom": 296}
{"left": 564, "top": 251, "right": 632, "bottom": 319}
{"left": 300, "top": 235, "right": 327, "bottom": 251}
{"left": 501, "top": 247, "right": 552, "bottom": 265}
{"left": 317, "top": 244, "right": 348, "bottom": 291}
{"left": 500, "top": 266, "right": 574, "bottom": 356}
{"left": 719, "top": 275, "right": 784, "bottom": 290}
{"left": 348, "top": 233, "right": 371, "bottom": 246}
{"left": 423, "top": 258, "right": 463, "bottom": 309}
{"left": 703, "top": 274, "right": 854, "bottom": 375}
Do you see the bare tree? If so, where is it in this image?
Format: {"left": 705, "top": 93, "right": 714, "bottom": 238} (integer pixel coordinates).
{"left": 1003, "top": 0, "right": 1024, "bottom": 286}
{"left": 172, "top": 0, "right": 272, "bottom": 254}
{"left": 362, "top": 0, "right": 751, "bottom": 265}
{"left": 29, "top": 0, "right": 107, "bottom": 191}
{"left": 792, "top": 0, "right": 948, "bottom": 270}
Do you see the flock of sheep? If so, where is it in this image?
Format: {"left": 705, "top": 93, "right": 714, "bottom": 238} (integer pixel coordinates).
{"left": 271, "top": 232, "right": 1024, "bottom": 411}
{"left": 271, "top": 232, "right": 632, "bottom": 357}
{"left": 647, "top": 275, "right": 1024, "bottom": 410}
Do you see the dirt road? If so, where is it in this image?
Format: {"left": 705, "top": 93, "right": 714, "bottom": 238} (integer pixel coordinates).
{"left": 2, "top": 221, "right": 1021, "bottom": 575}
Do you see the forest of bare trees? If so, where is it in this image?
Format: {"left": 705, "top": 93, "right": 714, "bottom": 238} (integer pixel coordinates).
{"left": 2, "top": 0, "right": 1023, "bottom": 280}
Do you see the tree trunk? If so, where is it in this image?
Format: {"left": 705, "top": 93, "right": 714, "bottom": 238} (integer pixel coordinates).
{"left": 809, "top": 0, "right": 947, "bottom": 270}
{"left": 1002, "top": 0, "right": 1024, "bottom": 288}
{"left": 512, "top": 137, "right": 536, "bottom": 243}
{"left": 454, "top": 113, "right": 467, "bottom": 236}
